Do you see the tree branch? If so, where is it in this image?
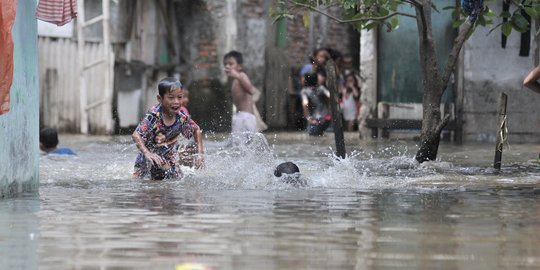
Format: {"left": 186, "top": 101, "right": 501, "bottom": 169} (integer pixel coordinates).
{"left": 402, "top": 0, "right": 422, "bottom": 7}
{"left": 289, "top": 1, "right": 416, "bottom": 24}
{"left": 434, "top": 114, "right": 451, "bottom": 134}
{"left": 441, "top": 19, "right": 473, "bottom": 91}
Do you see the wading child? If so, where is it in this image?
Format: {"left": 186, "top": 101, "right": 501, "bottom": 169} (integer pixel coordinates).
{"left": 223, "top": 51, "right": 256, "bottom": 141}
{"left": 341, "top": 72, "right": 360, "bottom": 131}
{"left": 180, "top": 88, "right": 190, "bottom": 116}
{"left": 177, "top": 87, "right": 198, "bottom": 168}
{"left": 40, "top": 127, "right": 76, "bottom": 155}
{"left": 132, "top": 77, "right": 204, "bottom": 180}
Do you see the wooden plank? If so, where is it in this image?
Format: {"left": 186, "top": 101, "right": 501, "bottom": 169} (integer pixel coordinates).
{"left": 366, "top": 119, "right": 457, "bottom": 130}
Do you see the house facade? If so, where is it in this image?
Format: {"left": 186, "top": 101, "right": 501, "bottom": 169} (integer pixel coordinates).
{"left": 38, "top": 0, "right": 357, "bottom": 134}
{"left": 359, "top": 0, "right": 540, "bottom": 143}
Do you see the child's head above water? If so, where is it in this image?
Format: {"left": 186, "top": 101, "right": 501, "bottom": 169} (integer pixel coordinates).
{"left": 274, "top": 161, "right": 305, "bottom": 186}
{"left": 158, "top": 77, "right": 183, "bottom": 97}
{"left": 274, "top": 162, "right": 300, "bottom": 177}
{"left": 40, "top": 127, "right": 59, "bottom": 150}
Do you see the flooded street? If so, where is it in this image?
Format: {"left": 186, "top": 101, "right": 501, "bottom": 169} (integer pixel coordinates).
{"left": 3, "top": 133, "right": 540, "bottom": 269}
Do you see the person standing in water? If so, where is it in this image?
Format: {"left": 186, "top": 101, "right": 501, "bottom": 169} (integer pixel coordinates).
{"left": 177, "top": 87, "right": 199, "bottom": 168}
{"left": 132, "top": 77, "right": 204, "bottom": 180}
{"left": 223, "top": 51, "right": 257, "bottom": 141}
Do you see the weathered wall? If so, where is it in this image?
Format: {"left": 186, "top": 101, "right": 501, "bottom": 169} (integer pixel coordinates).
{"left": 0, "top": 0, "right": 39, "bottom": 198}
{"left": 359, "top": 0, "right": 540, "bottom": 143}
{"left": 286, "top": 7, "right": 358, "bottom": 67}
{"left": 37, "top": 0, "right": 359, "bottom": 133}
{"left": 462, "top": 3, "right": 540, "bottom": 143}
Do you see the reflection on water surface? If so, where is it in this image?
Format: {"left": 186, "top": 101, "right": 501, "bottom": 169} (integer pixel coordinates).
{"left": 2, "top": 133, "right": 540, "bottom": 269}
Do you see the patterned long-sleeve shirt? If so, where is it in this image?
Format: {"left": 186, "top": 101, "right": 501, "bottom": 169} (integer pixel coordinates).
{"left": 133, "top": 104, "right": 198, "bottom": 179}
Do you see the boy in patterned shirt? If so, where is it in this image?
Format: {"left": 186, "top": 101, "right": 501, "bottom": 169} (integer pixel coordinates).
{"left": 132, "top": 77, "right": 204, "bottom": 180}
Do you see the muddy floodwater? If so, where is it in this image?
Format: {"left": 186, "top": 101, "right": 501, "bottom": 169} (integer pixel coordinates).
{"left": 2, "top": 132, "right": 540, "bottom": 270}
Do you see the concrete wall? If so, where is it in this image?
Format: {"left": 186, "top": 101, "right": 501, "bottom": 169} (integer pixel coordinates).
{"left": 360, "top": 0, "right": 540, "bottom": 143}
{"left": 462, "top": 3, "right": 540, "bottom": 143}
{"left": 0, "top": 0, "right": 39, "bottom": 198}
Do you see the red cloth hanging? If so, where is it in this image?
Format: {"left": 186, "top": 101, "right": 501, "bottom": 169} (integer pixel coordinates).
{"left": 0, "top": 0, "right": 17, "bottom": 116}
{"left": 36, "top": 0, "right": 77, "bottom": 26}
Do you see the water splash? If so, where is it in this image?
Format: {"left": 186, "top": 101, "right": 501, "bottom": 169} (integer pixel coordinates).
{"left": 40, "top": 135, "right": 540, "bottom": 191}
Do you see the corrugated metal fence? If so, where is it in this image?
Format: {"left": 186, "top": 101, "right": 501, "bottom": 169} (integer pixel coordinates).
{"left": 39, "top": 37, "right": 113, "bottom": 134}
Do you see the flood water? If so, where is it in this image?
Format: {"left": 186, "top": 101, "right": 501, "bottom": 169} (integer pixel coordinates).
{"left": 2, "top": 132, "right": 540, "bottom": 270}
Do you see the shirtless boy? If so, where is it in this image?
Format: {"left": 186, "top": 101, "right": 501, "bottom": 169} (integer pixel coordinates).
{"left": 223, "top": 51, "right": 257, "bottom": 135}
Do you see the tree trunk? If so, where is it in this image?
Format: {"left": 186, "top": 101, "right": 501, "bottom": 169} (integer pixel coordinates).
{"left": 414, "top": 1, "right": 444, "bottom": 163}
{"left": 412, "top": 1, "right": 474, "bottom": 163}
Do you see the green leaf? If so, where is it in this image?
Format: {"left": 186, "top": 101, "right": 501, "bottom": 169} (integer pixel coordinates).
{"left": 524, "top": 7, "right": 538, "bottom": 18}
{"left": 302, "top": 12, "right": 310, "bottom": 28}
{"left": 534, "top": 5, "right": 540, "bottom": 14}
{"left": 477, "top": 14, "right": 487, "bottom": 26}
{"left": 500, "top": 11, "right": 511, "bottom": 18}
{"left": 484, "top": 7, "right": 496, "bottom": 17}
{"left": 501, "top": 22, "right": 512, "bottom": 37}
{"left": 431, "top": 2, "right": 440, "bottom": 13}
{"left": 365, "top": 22, "right": 378, "bottom": 31}
{"left": 351, "top": 21, "right": 363, "bottom": 32}
{"left": 511, "top": 14, "right": 529, "bottom": 32}
{"left": 452, "top": 20, "right": 464, "bottom": 28}
{"left": 389, "top": 16, "right": 399, "bottom": 29}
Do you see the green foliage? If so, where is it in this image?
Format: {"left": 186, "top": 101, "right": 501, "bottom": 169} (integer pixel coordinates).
{"left": 275, "top": 0, "right": 534, "bottom": 37}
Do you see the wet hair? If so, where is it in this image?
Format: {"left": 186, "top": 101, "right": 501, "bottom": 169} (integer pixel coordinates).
{"left": 158, "top": 77, "right": 183, "bottom": 97}
{"left": 274, "top": 162, "right": 300, "bottom": 177}
{"left": 303, "top": 72, "right": 318, "bottom": 87}
{"left": 274, "top": 161, "right": 305, "bottom": 186}
{"left": 224, "top": 50, "right": 243, "bottom": 65}
{"left": 40, "top": 127, "right": 59, "bottom": 148}
{"left": 312, "top": 48, "right": 330, "bottom": 63}
{"left": 325, "top": 48, "right": 342, "bottom": 61}
{"left": 345, "top": 72, "right": 358, "bottom": 85}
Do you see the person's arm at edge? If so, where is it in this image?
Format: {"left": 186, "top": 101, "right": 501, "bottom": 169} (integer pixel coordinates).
{"left": 523, "top": 65, "right": 540, "bottom": 94}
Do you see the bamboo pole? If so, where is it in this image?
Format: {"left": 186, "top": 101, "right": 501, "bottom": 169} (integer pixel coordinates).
{"left": 326, "top": 59, "right": 346, "bottom": 159}
{"left": 493, "top": 92, "right": 508, "bottom": 170}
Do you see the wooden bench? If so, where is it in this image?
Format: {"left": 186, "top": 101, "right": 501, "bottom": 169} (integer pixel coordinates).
{"left": 365, "top": 102, "right": 457, "bottom": 141}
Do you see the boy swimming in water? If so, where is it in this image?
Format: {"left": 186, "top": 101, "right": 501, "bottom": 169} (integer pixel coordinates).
{"left": 274, "top": 161, "right": 305, "bottom": 186}
{"left": 132, "top": 77, "right": 204, "bottom": 180}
